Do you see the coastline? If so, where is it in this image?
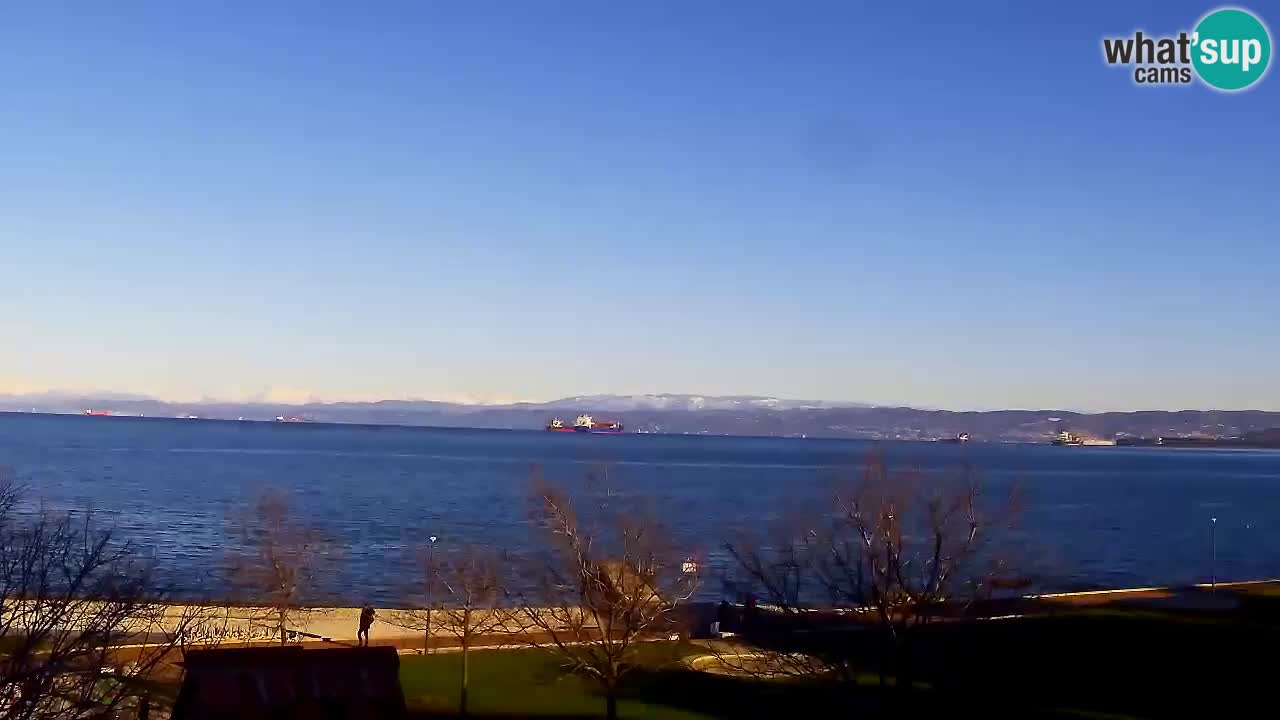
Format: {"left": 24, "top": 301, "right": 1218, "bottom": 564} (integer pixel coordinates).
{"left": 4, "top": 407, "right": 1278, "bottom": 445}
{"left": 66, "top": 579, "right": 1280, "bottom": 649}
{"left": 10, "top": 410, "right": 1280, "bottom": 448}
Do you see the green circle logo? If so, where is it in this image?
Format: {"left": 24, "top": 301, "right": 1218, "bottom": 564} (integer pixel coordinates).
{"left": 1192, "top": 8, "right": 1271, "bottom": 91}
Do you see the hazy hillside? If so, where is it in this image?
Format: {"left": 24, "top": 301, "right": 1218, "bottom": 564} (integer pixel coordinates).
{"left": 3, "top": 392, "right": 1277, "bottom": 442}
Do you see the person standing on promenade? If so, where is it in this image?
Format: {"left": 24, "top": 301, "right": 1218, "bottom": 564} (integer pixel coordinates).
{"left": 358, "top": 605, "right": 376, "bottom": 647}
{"left": 715, "top": 599, "right": 732, "bottom": 636}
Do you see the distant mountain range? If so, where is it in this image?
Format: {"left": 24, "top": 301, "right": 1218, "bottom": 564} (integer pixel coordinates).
{"left": 539, "top": 394, "right": 874, "bottom": 412}
{"left": 1, "top": 392, "right": 1277, "bottom": 442}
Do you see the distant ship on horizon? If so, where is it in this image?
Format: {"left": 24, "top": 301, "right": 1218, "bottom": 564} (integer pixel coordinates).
{"left": 1052, "top": 430, "right": 1115, "bottom": 446}
{"left": 546, "top": 414, "right": 625, "bottom": 434}
{"left": 83, "top": 409, "right": 145, "bottom": 418}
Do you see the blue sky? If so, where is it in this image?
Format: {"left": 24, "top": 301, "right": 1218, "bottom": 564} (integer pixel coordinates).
{"left": 1, "top": 1, "right": 1276, "bottom": 410}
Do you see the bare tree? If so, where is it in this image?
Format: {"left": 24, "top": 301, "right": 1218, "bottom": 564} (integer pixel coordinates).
{"left": 724, "top": 452, "right": 1020, "bottom": 692}
{"left": 432, "top": 548, "right": 510, "bottom": 717}
{"left": 514, "top": 479, "right": 698, "bottom": 720}
{"left": 0, "top": 475, "right": 220, "bottom": 720}
{"left": 719, "top": 507, "right": 849, "bottom": 681}
{"left": 227, "top": 489, "right": 331, "bottom": 645}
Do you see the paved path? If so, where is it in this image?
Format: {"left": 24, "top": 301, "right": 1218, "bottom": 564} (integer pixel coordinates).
{"left": 95, "top": 578, "right": 1280, "bottom": 652}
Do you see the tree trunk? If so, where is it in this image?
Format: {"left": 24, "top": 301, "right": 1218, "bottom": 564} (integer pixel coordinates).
{"left": 898, "top": 631, "right": 916, "bottom": 699}
{"left": 425, "top": 607, "right": 432, "bottom": 654}
{"left": 605, "top": 690, "right": 618, "bottom": 720}
{"left": 460, "top": 642, "right": 470, "bottom": 717}
{"left": 279, "top": 607, "right": 288, "bottom": 646}
{"left": 877, "top": 628, "right": 888, "bottom": 689}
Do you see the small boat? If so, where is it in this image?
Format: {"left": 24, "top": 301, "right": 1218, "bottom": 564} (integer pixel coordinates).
{"left": 938, "top": 433, "right": 971, "bottom": 443}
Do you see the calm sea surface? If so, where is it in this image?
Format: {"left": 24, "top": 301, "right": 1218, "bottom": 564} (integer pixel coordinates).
{"left": 2, "top": 412, "right": 1279, "bottom": 604}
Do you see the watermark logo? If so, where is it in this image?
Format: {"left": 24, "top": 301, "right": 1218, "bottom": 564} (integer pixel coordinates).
{"left": 1102, "top": 7, "right": 1271, "bottom": 91}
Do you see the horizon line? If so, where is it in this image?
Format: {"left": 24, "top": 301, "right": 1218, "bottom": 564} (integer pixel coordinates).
{"left": 1, "top": 389, "right": 1278, "bottom": 416}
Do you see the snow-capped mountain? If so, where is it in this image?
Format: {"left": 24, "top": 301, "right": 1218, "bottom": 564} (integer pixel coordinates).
{"left": 540, "top": 394, "right": 874, "bottom": 412}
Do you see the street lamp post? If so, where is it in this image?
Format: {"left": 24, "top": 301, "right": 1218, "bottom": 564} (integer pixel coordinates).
{"left": 426, "top": 534, "right": 438, "bottom": 654}
{"left": 1210, "top": 518, "right": 1217, "bottom": 592}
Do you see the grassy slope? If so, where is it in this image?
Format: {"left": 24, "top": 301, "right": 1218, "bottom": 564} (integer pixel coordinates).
{"left": 400, "top": 644, "right": 714, "bottom": 719}
{"left": 399, "top": 595, "right": 1280, "bottom": 719}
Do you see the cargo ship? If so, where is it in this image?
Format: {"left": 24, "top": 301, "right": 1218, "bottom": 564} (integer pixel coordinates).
{"left": 1052, "top": 430, "right": 1115, "bottom": 446}
{"left": 1116, "top": 429, "right": 1280, "bottom": 449}
{"left": 83, "top": 409, "right": 145, "bottom": 418}
{"left": 546, "top": 415, "right": 625, "bottom": 434}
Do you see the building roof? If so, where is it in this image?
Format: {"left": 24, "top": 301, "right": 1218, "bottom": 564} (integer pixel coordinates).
{"left": 171, "top": 646, "right": 406, "bottom": 720}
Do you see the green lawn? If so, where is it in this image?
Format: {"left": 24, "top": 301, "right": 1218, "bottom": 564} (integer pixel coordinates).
{"left": 399, "top": 644, "right": 715, "bottom": 719}
{"left": 399, "top": 594, "right": 1280, "bottom": 719}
